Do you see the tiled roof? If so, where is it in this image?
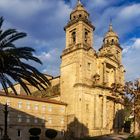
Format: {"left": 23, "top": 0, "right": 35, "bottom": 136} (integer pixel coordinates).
{"left": 0, "top": 91, "right": 67, "bottom": 106}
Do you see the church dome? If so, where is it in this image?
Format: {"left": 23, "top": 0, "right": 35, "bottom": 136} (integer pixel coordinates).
{"left": 104, "top": 24, "right": 118, "bottom": 38}
{"left": 73, "top": 1, "right": 86, "bottom": 11}
{"left": 105, "top": 30, "right": 118, "bottom": 38}
{"left": 70, "top": 0, "right": 89, "bottom": 20}
{"left": 103, "top": 24, "right": 119, "bottom": 44}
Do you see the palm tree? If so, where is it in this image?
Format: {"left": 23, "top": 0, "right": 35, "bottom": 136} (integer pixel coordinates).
{"left": 0, "top": 17, "right": 50, "bottom": 95}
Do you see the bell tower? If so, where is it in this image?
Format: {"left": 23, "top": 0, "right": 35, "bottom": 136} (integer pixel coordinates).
{"left": 60, "top": 1, "right": 125, "bottom": 138}
{"left": 98, "top": 23, "right": 125, "bottom": 87}
{"left": 63, "top": 0, "right": 95, "bottom": 52}
{"left": 60, "top": 1, "right": 96, "bottom": 137}
{"left": 61, "top": 0, "right": 95, "bottom": 100}
{"left": 99, "top": 23, "right": 123, "bottom": 63}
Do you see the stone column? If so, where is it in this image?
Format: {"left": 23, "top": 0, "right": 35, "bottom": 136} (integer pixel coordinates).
{"left": 102, "top": 96, "right": 107, "bottom": 128}
{"left": 114, "top": 68, "right": 117, "bottom": 83}
{"left": 114, "top": 102, "right": 119, "bottom": 129}
{"left": 77, "top": 92, "right": 82, "bottom": 137}
{"left": 94, "top": 95, "right": 99, "bottom": 128}
{"left": 91, "top": 96, "right": 94, "bottom": 129}
{"left": 103, "top": 63, "right": 106, "bottom": 83}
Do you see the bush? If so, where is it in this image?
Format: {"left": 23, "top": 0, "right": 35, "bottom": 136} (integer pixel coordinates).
{"left": 30, "top": 136, "right": 40, "bottom": 140}
{"left": 29, "top": 128, "right": 41, "bottom": 136}
{"left": 127, "top": 136, "right": 140, "bottom": 140}
{"left": 45, "top": 129, "right": 57, "bottom": 139}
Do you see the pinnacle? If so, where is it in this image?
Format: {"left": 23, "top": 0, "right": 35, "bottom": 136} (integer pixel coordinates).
{"left": 109, "top": 23, "right": 113, "bottom": 32}
{"left": 109, "top": 18, "right": 113, "bottom": 32}
{"left": 77, "top": 0, "right": 82, "bottom": 6}
{"left": 78, "top": 0, "right": 81, "bottom": 4}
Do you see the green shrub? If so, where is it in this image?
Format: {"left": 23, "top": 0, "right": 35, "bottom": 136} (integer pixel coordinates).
{"left": 127, "top": 136, "right": 140, "bottom": 140}
{"left": 30, "top": 136, "right": 39, "bottom": 140}
{"left": 45, "top": 129, "right": 57, "bottom": 139}
{"left": 29, "top": 128, "right": 41, "bottom": 136}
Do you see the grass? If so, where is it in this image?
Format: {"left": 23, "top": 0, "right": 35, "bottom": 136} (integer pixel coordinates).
{"left": 79, "top": 136, "right": 101, "bottom": 140}
{"left": 127, "top": 136, "right": 140, "bottom": 140}
{"left": 79, "top": 137, "right": 140, "bottom": 140}
{"left": 78, "top": 134, "right": 140, "bottom": 140}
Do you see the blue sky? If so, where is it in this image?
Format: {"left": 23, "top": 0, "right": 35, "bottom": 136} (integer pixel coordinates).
{"left": 0, "top": 0, "right": 140, "bottom": 81}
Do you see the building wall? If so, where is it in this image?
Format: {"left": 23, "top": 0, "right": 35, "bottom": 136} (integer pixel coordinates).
{"left": 60, "top": 1, "right": 125, "bottom": 138}
{"left": 0, "top": 1, "right": 125, "bottom": 139}
{"left": 0, "top": 95, "right": 66, "bottom": 140}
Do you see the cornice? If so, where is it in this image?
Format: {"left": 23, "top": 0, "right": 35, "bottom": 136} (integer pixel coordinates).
{"left": 64, "top": 18, "right": 95, "bottom": 31}
{"left": 61, "top": 43, "right": 92, "bottom": 58}
{"left": 74, "top": 83, "right": 124, "bottom": 94}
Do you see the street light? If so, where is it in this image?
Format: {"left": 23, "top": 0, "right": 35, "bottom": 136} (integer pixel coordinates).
{"left": 1, "top": 104, "right": 11, "bottom": 140}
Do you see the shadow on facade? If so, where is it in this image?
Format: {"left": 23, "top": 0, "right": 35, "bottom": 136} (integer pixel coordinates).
{"left": 0, "top": 103, "right": 125, "bottom": 140}
{"left": 0, "top": 103, "right": 51, "bottom": 140}
{"left": 113, "top": 109, "right": 125, "bottom": 133}
{"left": 64, "top": 110, "right": 125, "bottom": 140}
{"left": 65, "top": 117, "right": 88, "bottom": 140}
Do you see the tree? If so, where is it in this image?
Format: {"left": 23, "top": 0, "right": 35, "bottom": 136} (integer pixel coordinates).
{"left": 45, "top": 129, "right": 57, "bottom": 139}
{"left": 123, "top": 96, "right": 133, "bottom": 119}
{"left": 125, "top": 79, "right": 140, "bottom": 136}
{"left": 29, "top": 128, "right": 41, "bottom": 136}
{"left": 29, "top": 128, "right": 41, "bottom": 140}
{"left": 0, "top": 17, "right": 50, "bottom": 95}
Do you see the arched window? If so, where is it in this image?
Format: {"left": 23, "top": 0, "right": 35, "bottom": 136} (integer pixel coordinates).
{"left": 72, "top": 32, "right": 76, "bottom": 43}
{"left": 79, "top": 14, "right": 82, "bottom": 18}
{"left": 85, "top": 31, "right": 88, "bottom": 42}
{"left": 17, "top": 129, "right": 21, "bottom": 137}
{"left": 111, "top": 39, "right": 114, "bottom": 44}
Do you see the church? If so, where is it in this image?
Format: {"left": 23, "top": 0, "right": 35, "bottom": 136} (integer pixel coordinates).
{"left": 0, "top": 0, "right": 125, "bottom": 139}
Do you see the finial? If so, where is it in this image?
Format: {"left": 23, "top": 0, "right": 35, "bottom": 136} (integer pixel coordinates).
{"left": 77, "top": 0, "right": 82, "bottom": 5}
{"left": 109, "top": 17, "right": 113, "bottom": 31}
{"left": 78, "top": 0, "right": 81, "bottom": 3}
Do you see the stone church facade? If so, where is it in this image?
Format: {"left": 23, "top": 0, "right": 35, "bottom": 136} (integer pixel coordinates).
{"left": 60, "top": 0, "right": 125, "bottom": 137}
{"left": 0, "top": 1, "right": 125, "bottom": 139}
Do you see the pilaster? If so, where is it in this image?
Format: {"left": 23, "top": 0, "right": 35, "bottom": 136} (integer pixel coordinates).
{"left": 102, "top": 96, "right": 107, "bottom": 128}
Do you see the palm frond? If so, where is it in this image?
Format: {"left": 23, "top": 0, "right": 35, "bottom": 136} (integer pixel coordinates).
{"left": 0, "top": 17, "right": 4, "bottom": 29}
{"left": 0, "top": 17, "right": 50, "bottom": 95}
{"left": 0, "top": 29, "right": 17, "bottom": 41}
{"left": 8, "top": 32, "right": 26, "bottom": 43}
{"left": 0, "top": 73, "right": 8, "bottom": 93}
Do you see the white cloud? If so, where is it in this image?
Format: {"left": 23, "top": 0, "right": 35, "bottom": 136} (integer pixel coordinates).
{"left": 0, "top": 0, "right": 46, "bottom": 18}
{"left": 133, "top": 38, "right": 140, "bottom": 49}
{"left": 122, "top": 47, "right": 129, "bottom": 54}
{"left": 37, "top": 49, "right": 58, "bottom": 62}
{"left": 34, "top": 47, "right": 61, "bottom": 76}
{"left": 119, "top": 4, "right": 140, "bottom": 20}
{"left": 0, "top": 0, "right": 139, "bottom": 80}
{"left": 122, "top": 38, "right": 140, "bottom": 55}
{"left": 94, "top": 35, "right": 103, "bottom": 50}
{"left": 113, "top": 4, "right": 140, "bottom": 37}
{"left": 57, "top": 1, "right": 71, "bottom": 19}
{"left": 122, "top": 38, "right": 140, "bottom": 80}
{"left": 38, "top": 52, "right": 51, "bottom": 61}
{"left": 89, "top": 3, "right": 140, "bottom": 40}
{"left": 93, "top": 0, "right": 108, "bottom": 6}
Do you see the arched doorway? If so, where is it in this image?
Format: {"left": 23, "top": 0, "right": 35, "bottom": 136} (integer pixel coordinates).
{"left": 0, "top": 127, "right": 3, "bottom": 139}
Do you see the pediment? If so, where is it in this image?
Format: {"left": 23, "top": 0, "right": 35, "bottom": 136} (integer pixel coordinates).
{"left": 108, "top": 53, "right": 119, "bottom": 62}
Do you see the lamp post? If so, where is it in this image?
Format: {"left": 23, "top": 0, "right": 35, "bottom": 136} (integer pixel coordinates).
{"left": 1, "top": 104, "right": 11, "bottom": 140}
